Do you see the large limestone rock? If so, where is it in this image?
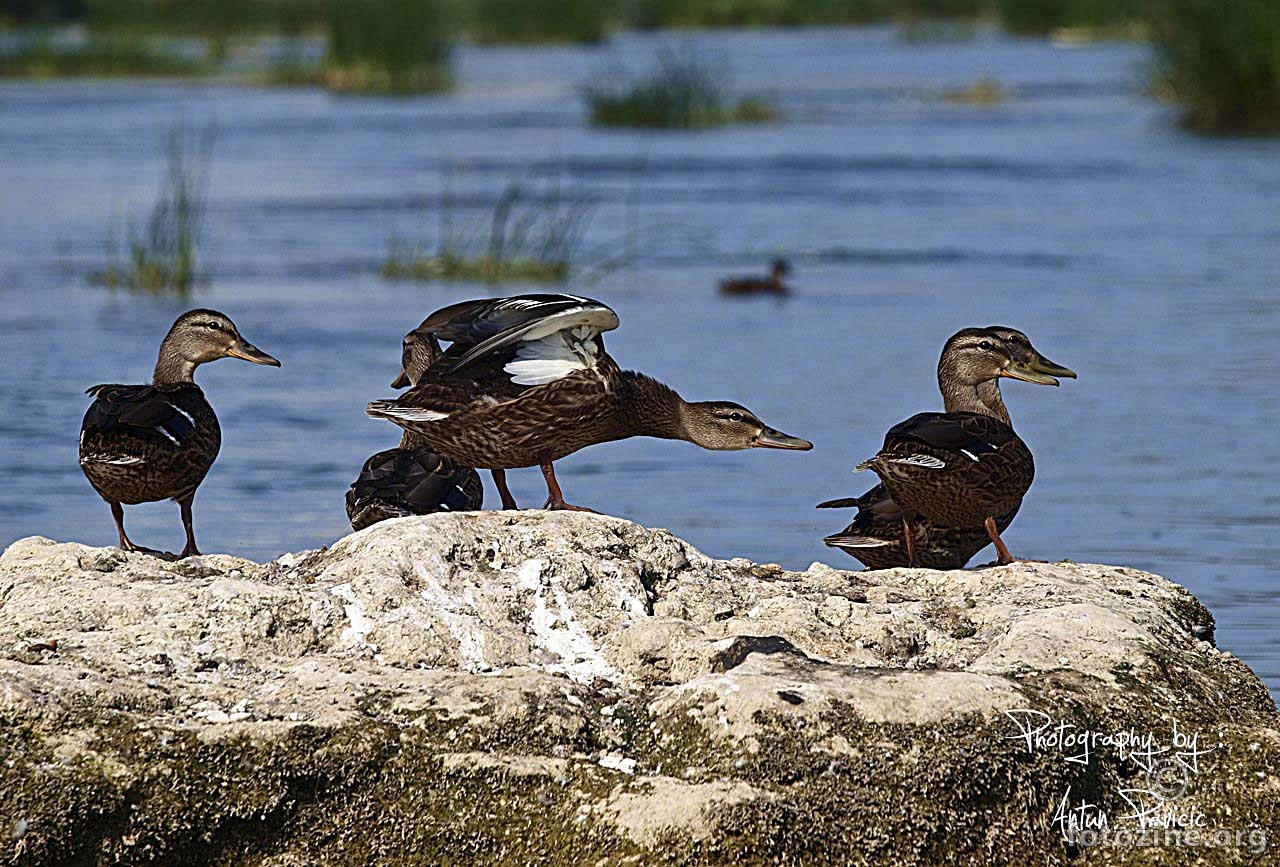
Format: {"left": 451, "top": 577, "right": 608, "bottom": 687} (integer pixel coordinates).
{"left": 0, "top": 513, "right": 1276, "bottom": 865}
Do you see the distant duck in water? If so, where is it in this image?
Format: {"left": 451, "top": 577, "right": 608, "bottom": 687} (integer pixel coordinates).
{"left": 366, "top": 293, "right": 813, "bottom": 513}
{"left": 819, "top": 327, "right": 1075, "bottom": 569}
{"left": 79, "top": 310, "right": 280, "bottom": 559}
{"left": 720, "top": 258, "right": 791, "bottom": 297}
{"left": 346, "top": 328, "right": 484, "bottom": 531}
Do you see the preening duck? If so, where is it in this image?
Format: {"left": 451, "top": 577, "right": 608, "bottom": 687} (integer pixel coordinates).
{"left": 346, "top": 327, "right": 483, "bottom": 531}
{"left": 720, "top": 258, "right": 791, "bottom": 297}
{"left": 79, "top": 309, "right": 279, "bottom": 558}
{"left": 365, "top": 293, "right": 812, "bottom": 512}
{"left": 820, "top": 327, "right": 1074, "bottom": 568}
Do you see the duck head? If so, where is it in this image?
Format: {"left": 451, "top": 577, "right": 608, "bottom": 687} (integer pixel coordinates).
{"left": 984, "top": 326, "right": 1077, "bottom": 386}
{"left": 939, "top": 327, "right": 1075, "bottom": 389}
{"left": 390, "top": 328, "right": 443, "bottom": 388}
{"left": 679, "top": 401, "right": 813, "bottom": 451}
{"left": 153, "top": 309, "right": 279, "bottom": 384}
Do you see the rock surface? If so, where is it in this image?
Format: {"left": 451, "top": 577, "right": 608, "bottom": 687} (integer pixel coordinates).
{"left": 1, "top": 512, "right": 1277, "bottom": 865}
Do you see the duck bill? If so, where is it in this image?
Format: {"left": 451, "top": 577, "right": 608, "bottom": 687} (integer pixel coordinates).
{"left": 753, "top": 427, "right": 813, "bottom": 451}
{"left": 227, "top": 340, "right": 281, "bottom": 367}
{"left": 1029, "top": 351, "right": 1076, "bottom": 380}
{"left": 390, "top": 369, "right": 411, "bottom": 388}
{"left": 1002, "top": 357, "right": 1064, "bottom": 386}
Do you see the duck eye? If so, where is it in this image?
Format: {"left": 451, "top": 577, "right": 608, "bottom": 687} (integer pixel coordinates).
{"left": 978, "top": 340, "right": 992, "bottom": 350}
{"left": 205, "top": 321, "right": 222, "bottom": 331}
{"left": 728, "top": 412, "right": 744, "bottom": 422}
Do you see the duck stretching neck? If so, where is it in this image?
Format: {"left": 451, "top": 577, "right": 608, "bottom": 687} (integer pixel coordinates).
{"left": 938, "top": 365, "right": 1010, "bottom": 425}
{"left": 153, "top": 342, "right": 199, "bottom": 385}
{"left": 620, "top": 372, "right": 687, "bottom": 441}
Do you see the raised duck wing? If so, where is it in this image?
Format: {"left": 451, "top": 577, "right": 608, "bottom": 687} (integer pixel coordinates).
{"left": 82, "top": 384, "right": 199, "bottom": 447}
{"left": 419, "top": 294, "right": 619, "bottom": 374}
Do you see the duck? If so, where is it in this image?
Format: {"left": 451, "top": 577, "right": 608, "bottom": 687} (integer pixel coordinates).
{"left": 819, "top": 327, "right": 1074, "bottom": 568}
{"left": 365, "top": 293, "right": 812, "bottom": 512}
{"left": 720, "top": 258, "right": 791, "bottom": 297}
{"left": 346, "top": 327, "right": 484, "bottom": 530}
{"left": 79, "top": 309, "right": 279, "bottom": 558}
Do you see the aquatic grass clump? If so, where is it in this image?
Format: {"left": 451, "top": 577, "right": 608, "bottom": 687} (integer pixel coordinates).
{"left": 466, "top": 0, "right": 615, "bottom": 44}
{"left": 992, "top": 0, "right": 1145, "bottom": 35}
{"left": 321, "top": 0, "right": 454, "bottom": 93}
{"left": 585, "top": 49, "right": 777, "bottom": 129}
{"left": 940, "top": 75, "right": 1010, "bottom": 105}
{"left": 0, "top": 36, "right": 206, "bottom": 78}
{"left": 383, "top": 180, "right": 592, "bottom": 284}
{"left": 1150, "top": 0, "right": 1280, "bottom": 133}
{"left": 93, "top": 127, "right": 212, "bottom": 296}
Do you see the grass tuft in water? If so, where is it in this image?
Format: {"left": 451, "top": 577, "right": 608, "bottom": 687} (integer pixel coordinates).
{"left": 317, "top": 0, "right": 454, "bottom": 93}
{"left": 383, "top": 179, "right": 591, "bottom": 284}
{"left": 0, "top": 36, "right": 206, "bottom": 78}
{"left": 465, "top": 0, "right": 615, "bottom": 44}
{"left": 1150, "top": 0, "right": 1280, "bottom": 134}
{"left": 585, "top": 48, "right": 777, "bottom": 129}
{"left": 940, "top": 75, "right": 1010, "bottom": 105}
{"left": 92, "top": 126, "right": 212, "bottom": 296}
{"left": 992, "top": 0, "right": 1145, "bottom": 36}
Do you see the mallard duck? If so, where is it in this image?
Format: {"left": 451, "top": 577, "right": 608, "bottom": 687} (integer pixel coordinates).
{"left": 346, "top": 328, "right": 483, "bottom": 530}
{"left": 365, "top": 293, "right": 812, "bottom": 512}
{"left": 79, "top": 309, "right": 279, "bottom": 558}
{"left": 819, "top": 327, "right": 1074, "bottom": 568}
{"left": 720, "top": 258, "right": 791, "bottom": 297}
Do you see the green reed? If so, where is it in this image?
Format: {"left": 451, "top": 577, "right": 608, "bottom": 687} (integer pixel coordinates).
{"left": 93, "top": 126, "right": 212, "bottom": 296}
{"left": 585, "top": 48, "right": 777, "bottom": 129}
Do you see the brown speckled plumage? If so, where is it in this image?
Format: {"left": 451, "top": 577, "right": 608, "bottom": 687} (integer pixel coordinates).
{"left": 862, "top": 411, "right": 1035, "bottom": 528}
{"left": 821, "top": 327, "right": 1074, "bottom": 569}
{"left": 366, "top": 293, "right": 811, "bottom": 511}
{"left": 78, "top": 309, "right": 279, "bottom": 559}
{"left": 346, "top": 328, "right": 483, "bottom": 529}
{"left": 80, "top": 383, "right": 221, "bottom": 506}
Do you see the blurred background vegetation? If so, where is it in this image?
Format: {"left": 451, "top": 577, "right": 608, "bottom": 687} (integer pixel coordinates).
{"left": 0, "top": 0, "right": 1277, "bottom": 132}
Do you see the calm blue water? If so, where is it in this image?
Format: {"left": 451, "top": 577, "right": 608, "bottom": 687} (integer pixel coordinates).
{"left": 1, "top": 26, "right": 1277, "bottom": 698}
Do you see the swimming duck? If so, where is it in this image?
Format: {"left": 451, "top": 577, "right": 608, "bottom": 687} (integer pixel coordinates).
{"left": 346, "top": 328, "right": 483, "bottom": 530}
{"left": 820, "top": 327, "right": 1074, "bottom": 568}
{"left": 79, "top": 309, "right": 279, "bottom": 558}
{"left": 720, "top": 258, "right": 791, "bottom": 297}
{"left": 365, "top": 293, "right": 812, "bottom": 512}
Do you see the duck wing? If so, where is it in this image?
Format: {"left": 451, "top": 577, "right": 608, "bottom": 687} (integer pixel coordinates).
{"left": 875, "top": 411, "right": 1017, "bottom": 465}
{"left": 82, "top": 384, "right": 200, "bottom": 447}
{"left": 417, "top": 294, "right": 619, "bottom": 374}
{"left": 346, "top": 447, "right": 482, "bottom": 529}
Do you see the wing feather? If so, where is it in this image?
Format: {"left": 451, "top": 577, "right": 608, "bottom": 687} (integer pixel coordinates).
{"left": 412, "top": 294, "right": 618, "bottom": 373}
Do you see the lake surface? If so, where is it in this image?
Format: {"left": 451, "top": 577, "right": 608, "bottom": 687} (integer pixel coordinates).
{"left": 1, "top": 26, "right": 1277, "bottom": 698}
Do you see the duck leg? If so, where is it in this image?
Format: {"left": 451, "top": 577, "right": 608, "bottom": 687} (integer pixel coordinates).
{"left": 178, "top": 495, "right": 201, "bottom": 559}
{"left": 109, "top": 501, "right": 172, "bottom": 559}
{"left": 491, "top": 469, "right": 518, "bottom": 510}
{"left": 902, "top": 515, "right": 921, "bottom": 568}
{"left": 984, "top": 515, "right": 1021, "bottom": 566}
{"left": 540, "top": 461, "right": 598, "bottom": 513}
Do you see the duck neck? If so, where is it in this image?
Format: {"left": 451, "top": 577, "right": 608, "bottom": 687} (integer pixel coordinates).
{"left": 938, "top": 370, "right": 1010, "bottom": 425}
{"left": 399, "top": 430, "right": 429, "bottom": 449}
{"left": 153, "top": 341, "right": 198, "bottom": 385}
{"left": 620, "top": 372, "right": 686, "bottom": 440}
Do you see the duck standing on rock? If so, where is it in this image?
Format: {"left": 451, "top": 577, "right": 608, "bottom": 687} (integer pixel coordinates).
{"left": 366, "top": 293, "right": 812, "bottom": 513}
{"left": 720, "top": 258, "right": 791, "bottom": 297}
{"left": 79, "top": 309, "right": 279, "bottom": 558}
{"left": 346, "top": 327, "right": 483, "bottom": 530}
{"left": 820, "top": 327, "right": 1074, "bottom": 568}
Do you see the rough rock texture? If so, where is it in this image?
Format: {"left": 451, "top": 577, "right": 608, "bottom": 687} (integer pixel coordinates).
{"left": 1, "top": 512, "right": 1276, "bottom": 866}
